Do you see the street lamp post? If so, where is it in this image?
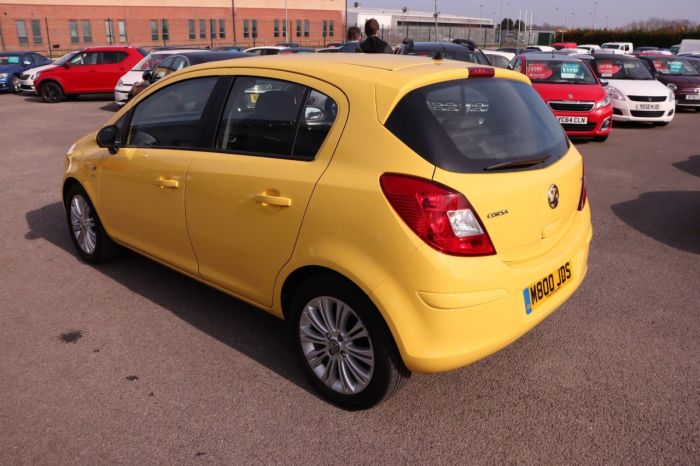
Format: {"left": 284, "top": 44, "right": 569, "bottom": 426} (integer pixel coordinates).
{"left": 592, "top": 0, "right": 598, "bottom": 29}
{"left": 433, "top": 0, "right": 439, "bottom": 40}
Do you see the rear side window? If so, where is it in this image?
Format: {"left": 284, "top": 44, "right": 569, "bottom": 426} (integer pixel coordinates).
{"left": 214, "top": 77, "right": 336, "bottom": 160}
{"left": 101, "top": 51, "right": 127, "bottom": 64}
{"left": 385, "top": 79, "right": 568, "bottom": 173}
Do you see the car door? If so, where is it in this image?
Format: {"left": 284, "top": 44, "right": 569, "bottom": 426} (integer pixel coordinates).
{"left": 185, "top": 72, "right": 347, "bottom": 307}
{"left": 97, "top": 51, "right": 129, "bottom": 91}
{"left": 64, "top": 51, "right": 99, "bottom": 92}
{"left": 100, "top": 76, "right": 220, "bottom": 275}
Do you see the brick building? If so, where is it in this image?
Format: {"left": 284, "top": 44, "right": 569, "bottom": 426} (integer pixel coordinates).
{"left": 1, "top": 0, "right": 344, "bottom": 56}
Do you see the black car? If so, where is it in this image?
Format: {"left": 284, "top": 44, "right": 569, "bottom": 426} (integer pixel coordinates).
{"left": 396, "top": 40, "right": 490, "bottom": 65}
{"left": 132, "top": 51, "right": 251, "bottom": 98}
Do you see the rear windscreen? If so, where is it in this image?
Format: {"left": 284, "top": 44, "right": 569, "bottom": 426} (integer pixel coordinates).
{"left": 385, "top": 78, "right": 569, "bottom": 173}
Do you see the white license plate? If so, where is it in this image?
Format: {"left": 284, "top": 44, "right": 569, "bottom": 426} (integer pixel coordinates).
{"left": 686, "top": 94, "right": 700, "bottom": 100}
{"left": 636, "top": 103, "right": 660, "bottom": 110}
{"left": 557, "top": 116, "right": 588, "bottom": 124}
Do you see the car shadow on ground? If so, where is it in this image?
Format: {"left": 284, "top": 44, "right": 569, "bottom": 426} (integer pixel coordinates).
{"left": 611, "top": 191, "right": 700, "bottom": 254}
{"left": 673, "top": 155, "right": 700, "bottom": 177}
{"left": 25, "top": 202, "right": 317, "bottom": 397}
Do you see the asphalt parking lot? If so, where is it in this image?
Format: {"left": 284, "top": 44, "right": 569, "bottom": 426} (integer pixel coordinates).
{"left": 1, "top": 92, "right": 698, "bottom": 464}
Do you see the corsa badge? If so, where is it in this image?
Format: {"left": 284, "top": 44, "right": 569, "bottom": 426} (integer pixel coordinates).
{"left": 548, "top": 184, "right": 559, "bottom": 209}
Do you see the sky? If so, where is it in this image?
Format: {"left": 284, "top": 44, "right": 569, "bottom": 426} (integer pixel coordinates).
{"left": 356, "top": 0, "right": 700, "bottom": 28}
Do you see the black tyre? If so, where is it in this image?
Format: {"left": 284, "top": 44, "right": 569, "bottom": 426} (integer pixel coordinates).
{"left": 10, "top": 75, "right": 21, "bottom": 93}
{"left": 289, "top": 274, "right": 409, "bottom": 410}
{"left": 64, "top": 184, "right": 117, "bottom": 264}
{"left": 593, "top": 135, "right": 608, "bottom": 142}
{"left": 40, "top": 81, "right": 63, "bottom": 103}
{"left": 654, "top": 121, "right": 669, "bottom": 127}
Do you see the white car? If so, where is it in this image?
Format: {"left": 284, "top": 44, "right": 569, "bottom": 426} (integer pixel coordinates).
{"left": 601, "top": 42, "right": 634, "bottom": 54}
{"left": 482, "top": 50, "right": 514, "bottom": 68}
{"left": 578, "top": 44, "right": 601, "bottom": 53}
{"left": 525, "top": 45, "right": 555, "bottom": 52}
{"left": 114, "top": 49, "right": 203, "bottom": 106}
{"left": 18, "top": 51, "right": 79, "bottom": 93}
{"left": 592, "top": 55, "right": 675, "bottom": 125}
{"left": 244, "top": 46, "right": 316, "bottom": 55}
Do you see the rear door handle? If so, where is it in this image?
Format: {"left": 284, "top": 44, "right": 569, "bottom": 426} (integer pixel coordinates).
{"left": 255, "top": 193, "right": 291, "bottom": 207}
{"left": 157, "top": 177, "right": 179, "bottom": 189}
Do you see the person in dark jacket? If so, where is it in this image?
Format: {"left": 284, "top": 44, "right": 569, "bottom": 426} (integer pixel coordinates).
{"left": 360, "top": 18, "right": 393, "bottom": 54}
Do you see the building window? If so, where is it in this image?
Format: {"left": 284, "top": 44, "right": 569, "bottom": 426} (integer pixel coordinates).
{"left": 322, "top": 20, "right": 327, "bottom": 37}
{"left": 243, "top": 19, "right": 249, "bottom": 38}
{"left": 304, "top": 19, "right": 310, "bottom": 38}
{"left": 296, "top": 19, "right": 301, "bottom": 38}
{"left": 16, "top": 20, "right": 29, "bottom": 45}
{"left": 68, "top": 20, "right": 79, "bottom": 44}
{"left": 283, "top": 20, "right": 287, "bottom": 38}
{"left": 209, "top": 19, "right": 215, "bottom": 39}
{"left": 104, "top": 19, "right": 114, "bottom": 44}
{"left": 252, "top": 19, "right": 257, "bottom": 38}
{"left": 199, "top": 19, "right": 206, "bottom": 39}
{"left": 219, "top": 19, "right": 226, "bottom": 38}
{"left": 274, "top": 19, "right": 279, "bottom": 38}
{"left": 150, "top": 20, "right": 158, "bottom": 41}
{"left": 329, "top": 20, "right": 334, "bottom": 37}
{"left": 81, "top": 20, "right": 92, "bottom": 42}
{"left": 30, "top": 19, "right": 42, "bottom": 44}
{"left": 162, "top": 19, "right": 169, "bottom": 41}
{"left": 188, "top": 19, "right": 195, "bottom": 40}
{"left": 118, "top": 20, "right": 127, "bottom": 42}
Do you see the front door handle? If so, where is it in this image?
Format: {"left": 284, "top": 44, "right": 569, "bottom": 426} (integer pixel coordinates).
{"left": 157, "top": 177, "right": 179, "bottom": 189}
{"left": 255, "top": 193, "right": 292, "bottom": 207}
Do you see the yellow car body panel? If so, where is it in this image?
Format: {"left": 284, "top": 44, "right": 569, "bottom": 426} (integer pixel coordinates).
{"left": 63, "top": 54, "right": 592, "bottom": 374}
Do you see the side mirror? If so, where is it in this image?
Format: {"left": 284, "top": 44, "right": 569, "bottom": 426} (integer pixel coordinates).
{"left": 141, "top": 70, "right": 152, "bottom": 82}
{"left": 599, "top": 79, "right": 608, "bottom": 87}
{"left": 96, "top": 125, "right": 120, "bottom": 154}
{"left": 23, "top": 61, "right": 32, "bottom": 66}
{"left": 63, "top": 62, "right": 72, "bottom": 69}
{"left": 304, "top": 106, "right": 325, "bottom": 124}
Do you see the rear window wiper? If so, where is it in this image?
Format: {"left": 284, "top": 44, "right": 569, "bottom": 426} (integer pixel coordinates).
{"left": 484, "top": 155, "right": 550, "bottom": 171}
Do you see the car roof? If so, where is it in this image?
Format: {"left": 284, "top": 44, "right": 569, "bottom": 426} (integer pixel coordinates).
{"left": 81, "top": 45, "right": 140, "bottom": 51}
{"left": 176, "top": 54, "right": 529, "bottom": 123}
{"left": 0, "top": 51, "right": 35, "bottom": 55}
{"left": 165, "top": 51, "right": 251, "bottom": 64}
{"left": 520, "top": 53, "right": 585, "bottom": 62}
{"left": 408, "top": 42, "right": 479, "bottom": 53}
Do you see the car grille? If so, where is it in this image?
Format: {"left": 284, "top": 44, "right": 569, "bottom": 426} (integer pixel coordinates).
{"left": 20, "top": 73, "right": 30, "bottom": 80}
{"left": 627, "top": 95, "right": 666, "bottom": 102}
{"left": 561, "top": 123, "right": 597, "bottom": 131}
{"left": 630, "top": 110, "right": 665, "bottom": 117}
{"left": 549, "top": 101, "right": 595, "bottom": 112}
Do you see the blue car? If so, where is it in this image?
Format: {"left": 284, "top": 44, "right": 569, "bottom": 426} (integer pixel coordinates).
{"left": 0, "top": 51, "right": 52, "bottom": 93}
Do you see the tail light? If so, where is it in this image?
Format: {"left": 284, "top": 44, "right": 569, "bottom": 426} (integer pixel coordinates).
{"left": 380, "top": 174, "right": 495, "bottom": 256}
{"left": 467, "top": 66, "right": 495, "bottom": 78}
{"left": 577, "top": 164, "right": 587, "bottom": 211}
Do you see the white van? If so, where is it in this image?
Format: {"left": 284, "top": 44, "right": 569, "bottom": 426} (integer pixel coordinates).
{"left": 601, "top": 42, "right": 633, "bottom": 54}
{"left": 678, "top": 39, "right": 700, "bottom": 55}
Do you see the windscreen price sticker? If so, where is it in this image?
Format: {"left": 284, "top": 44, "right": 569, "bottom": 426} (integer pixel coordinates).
{"left": 527, "top": 63, "right": 553, "bottom": 80}
{"left": 597, "top": 61, "right": 621, "bottom": 77}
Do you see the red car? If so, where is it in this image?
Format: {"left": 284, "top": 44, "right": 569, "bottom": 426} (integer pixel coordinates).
{"left": 34, "top": 46, "right": 146, "bottom": 103}
{"left": 511, "top": 53, "right": 613, "bottom": 141}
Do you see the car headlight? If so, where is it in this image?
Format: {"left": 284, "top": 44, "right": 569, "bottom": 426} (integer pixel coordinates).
{"left": 595, "top": 95, "right": 611, "bottom": 108}
{"left": 606, "top": 86, "right": 625, "bottom": 101}
{"left": 0, "top": 73, "right": 8, "bottom": 79}
{"left": 667, "top": 83, "right": 677, "bottom": 91}
{"left": 668, "top": 89, "right": 676, "bottom": 101}
{"left": 34, "top": 71, "right": 41, "bottom": 80}
{"left": 117, "top": 79, "right": 123, "bottom": 87}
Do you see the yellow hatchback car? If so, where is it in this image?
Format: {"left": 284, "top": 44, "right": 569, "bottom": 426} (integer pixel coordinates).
{"left": 63, "top": 54, "right": 592, "bottom": 409}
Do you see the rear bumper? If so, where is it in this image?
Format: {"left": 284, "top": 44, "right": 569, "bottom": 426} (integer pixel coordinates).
{"left": 370, "top": 206, "right": 593, "bottom": 373}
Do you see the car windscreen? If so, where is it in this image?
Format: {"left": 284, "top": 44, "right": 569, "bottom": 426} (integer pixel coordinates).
{"left": 601, "top": 44, "right": 621, "bottom": 49}
{"left": 133, "top": 53, "right": 171, "bottom": 71}
{"left": 650, "top": 58, "right": 699, "bottom": 76}
{"left": 0, "top": 54, "right": 21, "bottom": 65}
{"left": 594, "top": 59, "right": 654, "bottom": 80}
{"left": 385, "top": 78, "right": 569, "bottom": 173}
{"left": 525, "top": 60, "right": 597, "bottom": 84}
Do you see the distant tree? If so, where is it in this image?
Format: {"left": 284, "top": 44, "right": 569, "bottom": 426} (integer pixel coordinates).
{"left": 514, "top": 19, "right": 525, "bottom": 31}
{"left": 500, "top": 18, "right": 514, "bottom": 30}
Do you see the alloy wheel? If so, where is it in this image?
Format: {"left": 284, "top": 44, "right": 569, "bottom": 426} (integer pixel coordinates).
{"left": 69, "top": 194, "right": 97, "bottom": 255}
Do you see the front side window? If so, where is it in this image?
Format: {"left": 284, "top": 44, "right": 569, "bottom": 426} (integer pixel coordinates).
{"left": 68, "top": 20, "right": 79, "bottom": 44}
{"left": 386, "top": 79, "right": 568, "bottom": 173}
{"left": 16, "top": 20, "right": 28, "bottom": 45}
{"left": 30, "top": 19, "right": 42, "bottom": 44}
{"left": 70, "top": 51, "right": 99, "bottom": 66}
{"left": 214, "top": 77, "right": 337, "bottom": 160}
{"left": 150, "top": 20, "right": 158, "bottom": 41}
{"left": 81, "top": 20, "right": 92, "bottom": 42}
{"left": 128, "top": 77, "right": 218, "bottom": 149}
